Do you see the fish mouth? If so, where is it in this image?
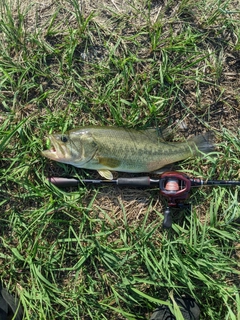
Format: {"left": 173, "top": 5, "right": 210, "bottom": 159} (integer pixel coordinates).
{"left": 42, "top": 136, "right": 66, "bottom": 161}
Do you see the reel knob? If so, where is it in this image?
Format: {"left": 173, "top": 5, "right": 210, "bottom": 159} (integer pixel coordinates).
{"left": 163, "top": 207, "right": 172, "bottom": 228}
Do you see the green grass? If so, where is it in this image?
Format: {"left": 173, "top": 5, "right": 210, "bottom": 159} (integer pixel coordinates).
{"left": 0, "top": 0, "right": 239, "bottom": 319}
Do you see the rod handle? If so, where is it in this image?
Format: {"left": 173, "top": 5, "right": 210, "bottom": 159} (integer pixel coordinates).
{"left": 116, "top": 176, "right": 152, "bottom": 187}
{"left": 48, "top": 177, "right": 80, "bottom": 187}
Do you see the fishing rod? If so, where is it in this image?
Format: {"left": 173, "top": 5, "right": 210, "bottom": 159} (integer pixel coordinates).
{"left": 47, "top": 172, "right": 240, "bottom": 228}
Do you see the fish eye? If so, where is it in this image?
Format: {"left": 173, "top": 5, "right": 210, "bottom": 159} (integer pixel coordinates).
{"left": 61, "top": 135, "right": 68, "bottom": 143}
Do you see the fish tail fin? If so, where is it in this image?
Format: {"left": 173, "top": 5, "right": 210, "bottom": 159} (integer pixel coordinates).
{"left": 190, "top": 131, "right": 215, "bottom": 155}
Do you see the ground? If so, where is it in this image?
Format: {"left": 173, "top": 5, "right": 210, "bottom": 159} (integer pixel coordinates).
{"left": 0, "top": 0, "right": 239, "bottom": 319}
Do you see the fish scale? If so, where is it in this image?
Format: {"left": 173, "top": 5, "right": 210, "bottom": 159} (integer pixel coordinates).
{"left": 42, "top": 126, "right": 214, "bottom": 179}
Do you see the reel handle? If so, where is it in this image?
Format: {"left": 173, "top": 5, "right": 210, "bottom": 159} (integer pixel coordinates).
{"left": 163, "top": 207, "right": 172, "bottom": 228}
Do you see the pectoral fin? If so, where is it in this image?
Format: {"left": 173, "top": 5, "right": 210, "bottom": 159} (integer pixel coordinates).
{"left": 97, "top": 169, "right": 113, "bottom": 180}
{"left": 98, "top": 157, "right": 121, "bottom": 168}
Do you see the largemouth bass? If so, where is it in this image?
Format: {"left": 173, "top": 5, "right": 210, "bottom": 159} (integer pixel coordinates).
{"left": 42, "top": 126, "right": 214, "bottom": 179}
